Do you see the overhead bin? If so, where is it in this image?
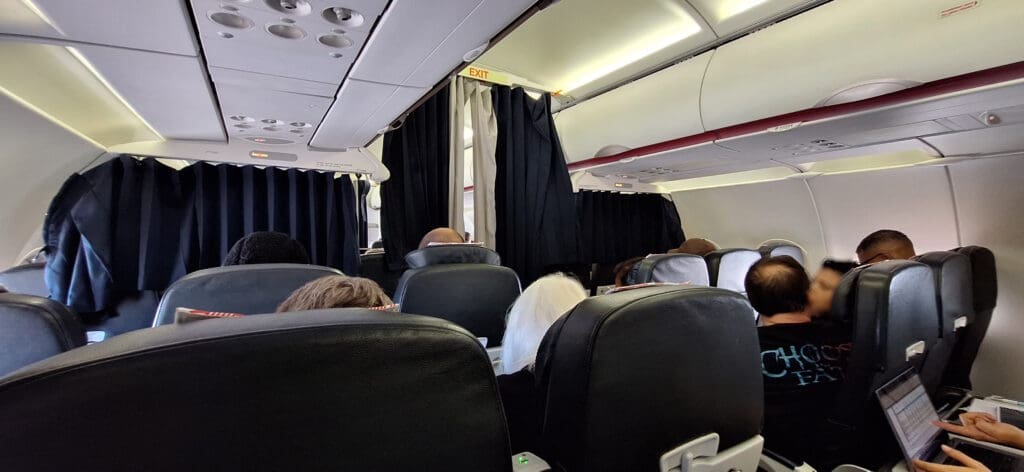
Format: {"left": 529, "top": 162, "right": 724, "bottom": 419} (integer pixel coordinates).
{"left": 701, "top": 0, "right": 1024, "bottom": 130}
{"left": 311, "top": 79, "right": 426, "bottom": 150}
{"left": 554, "top": 52, "right": 712, "bottom": 163}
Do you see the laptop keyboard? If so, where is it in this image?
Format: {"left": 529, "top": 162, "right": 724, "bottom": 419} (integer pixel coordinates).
{"left": 944, "top": 442, "right": 1024, "bottom": 472}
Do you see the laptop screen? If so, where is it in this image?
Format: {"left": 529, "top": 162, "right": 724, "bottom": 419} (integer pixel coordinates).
{"left": 877, "top": 370, "right": 943, "bottom": 462}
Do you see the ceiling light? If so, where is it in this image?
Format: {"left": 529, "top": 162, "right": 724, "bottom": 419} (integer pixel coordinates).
{"left": 713, "top": 0, "right": 769, "bottom": 21}
{"left": 65, "top": 47, "right": 164, "bottom": 140}
{"left": 560, "top": 18, "right": 701, "bottom": 92}
{"left": 20, "top": 0, "right": 64, "bottom": 34}
{"left": 0, "top": 84, "right": 103, "bottom": 149}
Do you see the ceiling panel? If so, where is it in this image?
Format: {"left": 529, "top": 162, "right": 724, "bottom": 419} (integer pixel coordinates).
{"left": 686, "top": 0, "right": 815, "bottom": 37}
{"left": 311, "top": 78, "right": 426, "bottom": 150}
{"left": 585, "top": 142, "right": 741, "bottom": 183}
{"left": 217, "top": 84, "right": 333, "bottom": 145}
{"left": 208, "top": 66, "right": 338, "bottom": 97}
{"left": 1, "top": 0, "right": 198, "bottom": 55}
{"left": 474, "top": 0, "right": 715, "bottom": 98}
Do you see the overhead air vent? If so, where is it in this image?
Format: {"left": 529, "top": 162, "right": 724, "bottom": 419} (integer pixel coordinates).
{"left": 265, "top": 0, "right": 313, "bottom": 16}
{"left": 322, "top": 7, "right": 364, "bottom": 27}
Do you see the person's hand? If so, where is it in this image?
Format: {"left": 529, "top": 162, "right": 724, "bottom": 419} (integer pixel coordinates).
{"left": 912, "top": 445, "right": 990, "bottom": 472}
{"left": 934, "top": 413, "right": 1024, "bottom": 449}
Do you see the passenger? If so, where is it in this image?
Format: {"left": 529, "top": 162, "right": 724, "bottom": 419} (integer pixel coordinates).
{"left": 612, "top": 256, "right": 644, "bottom": 287}
{"left": 497, "top": 273, "right": 588, "bottom": 452}
{"left": 417, "top": 227, "right": 465, "bottom": 249}
{"left": 745, "top": 256, "right": 851, "bottom": 462}
{"left": 668, "top": 237, "right": 718, "bottom": 256}
{"left": 855, "top": 229, "right": 916, "bottom": 264}
{"left": 915, "top": 412, "right": 1024, "bottom": 472}
{"left": 222, "top": 231, "right": 310, "bottom": 266}
{"left": 276, "top": 275, "right": 393, "bottom": 312}
{"left": 806, "top": 259, "right": 858, "bottom": 318}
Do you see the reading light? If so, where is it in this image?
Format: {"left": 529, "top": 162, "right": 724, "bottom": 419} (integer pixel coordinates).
{"left": 65, "top": 47, "right": 164, "bottom": 141}
{"left": 560, "top": 17, "right": 701, "bottom": 92}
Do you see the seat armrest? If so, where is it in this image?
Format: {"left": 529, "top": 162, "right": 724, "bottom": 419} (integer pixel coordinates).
{"left": 512, "top": 452, "right": 551, "bottom": 471}
{"left": 661, "top": 434, "right": 764, "bottom": 472}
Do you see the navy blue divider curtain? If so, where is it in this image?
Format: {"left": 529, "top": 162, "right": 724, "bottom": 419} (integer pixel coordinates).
{"left": 356, "top": 177, "right": 370, "bottom": 248}
{"left": 380, "top": 84, "right": 450, "bottom": 269}
{"left": 576, "top": 190, "right": 685, "bottom": 265}
{"left": 43, "top": 155, "right": 361, "bottom": 314}
{"left": 492, "top": 86, "right": 579, "bottom": 284}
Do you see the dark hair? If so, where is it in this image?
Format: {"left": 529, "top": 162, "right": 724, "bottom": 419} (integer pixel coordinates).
{"left": 744, "top": 256, "right": 810, "bottom": 316}
{"left": 223, "top": 231, "right": 310, "bottom": 266}
{"left": 855, "top": 229, "right": 913, "bottom": 254}
{"left": 821, "top": 259, "right": 858, "bottom": 275}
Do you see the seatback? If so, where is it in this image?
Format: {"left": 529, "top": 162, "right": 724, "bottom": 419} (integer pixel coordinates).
{"left": 0, "top": 310, "right": 512, "bottom": 471}
{"left": 944, "top": 246, "right": 997, "bottom": 389}
{"left": 152, "top": 264, "right": 341, "bottom": 326}
{"left": 535, "top": 285, "right": 763, "bottom": 472}
{"left": 704, "top": 249, "right": 762, "bottom": 293}
{"left": 395, "top": 246, "right": 520, "bottom": 344}
{"left": 0, "top": 293, "right": 85, "bottom": 377}
{"left": 630, "top": 254, "right": 710, "bottom": 286}
{"left": 359, "top": 251, "right": 403, "bottom": 297}
{"left": 757, "top": 243, "right": 805, "bottom": 266}
{"left": 912, "top": 251, "right": 973, "bottom": 394}
{"left": 827, "top": 260, "right": 940, "bottom": 466}
{"left": 0, "top": 262, "right": 48, "bottom": 297}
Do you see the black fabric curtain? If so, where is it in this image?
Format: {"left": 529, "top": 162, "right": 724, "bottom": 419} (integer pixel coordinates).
{"left": 356, "top": 177, "right": 370, "bottom": 248}
{"left": 44, "top": 155, "right": 361, "bottom": 314}
{"left": 576, "top": 190, "right": 685, "bottom": 265}
{"left": 492, "top": 86, "right": 579, "bottom": 284}
{"left": 380, "top": 85, "right": 450, "bottom": 269}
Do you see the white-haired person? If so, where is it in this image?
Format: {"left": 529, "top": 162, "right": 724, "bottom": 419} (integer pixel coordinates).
{"left": 496, "top": 273, "right": 588, "bottom": 454}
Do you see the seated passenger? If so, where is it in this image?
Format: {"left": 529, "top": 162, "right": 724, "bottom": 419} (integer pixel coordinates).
{"left": 915, "top": 412, "right": 1024, "bottom": 472}
{"left": 745, "top": 256, "right": 851, "bottom": 461}
{"left": 807, "top": 259, "right": 858, "bottom": 318}
{"left": 222, "top": 231, "right": 310, "bottom": 266}
{"left": 417, "top": 227, "right": 465, "bottom": 249}
{"left": 276, "top": 275, "right": 393, "bottom": 312}
{"left": 497, "top": 274, "right": 588, "bottom": 452}
{"left": 855, "top": 229, "right": 916, "bottom": 264}
{"left": 668, "top": 237, "right": 718, "bottom": 256}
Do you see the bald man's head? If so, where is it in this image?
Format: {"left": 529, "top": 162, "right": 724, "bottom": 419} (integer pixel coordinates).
{"left": 856, "top": 229, "right": 916, "bottom": 264}
{"left": 418, "top": 227, "right": 465, "bottom": 249}
{"left": 672, "top": 238, "right": 718, "bottom": 256}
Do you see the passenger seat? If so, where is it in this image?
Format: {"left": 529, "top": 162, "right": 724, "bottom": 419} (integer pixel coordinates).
{"left": 757, "top": 242, "right": 805, "bottom": 266}
{"left": 0, "top": 293, "right": 85, "bottom": 377}
{"left": 151, "top": 263, "right": 341, "bottom": 326}
{"left": 629, "top": 253, "right": 710, "bottom": 286}
{"left": 943, "top": 246, "right": 997, "bottom": 390}
{"left": 912, "top": 251, "right": 973, "bottom": 395}
{"left": 0, "top": 310, "right": 514, "bottom": 470}
{"left": 534, "top": 285, "right": 763, "bottom": 471}
{"left": 394, "top": 245, "right": 520, "bottom": 346}
{"left": 0, "top": 262, "right": 48, "bottom": 298}
{"left": 704, "top": 249, "right": 762, "bottom": 294}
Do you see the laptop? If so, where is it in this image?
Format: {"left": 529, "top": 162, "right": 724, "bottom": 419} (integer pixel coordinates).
{"left": 877, "top": 369, "right": 1024, "bottom": 472}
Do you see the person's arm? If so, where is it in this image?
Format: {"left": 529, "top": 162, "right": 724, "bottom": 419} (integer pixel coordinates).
{"left": 913, "top": 445, "right": 990, "bottom": 472}
{"left": 934, "top": 413, "right": 1024, "bottom": 449}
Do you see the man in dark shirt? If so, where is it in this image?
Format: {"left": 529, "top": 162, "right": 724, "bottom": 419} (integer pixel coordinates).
{"left": 745, "top": 256, "right": 852, "bottom": 462}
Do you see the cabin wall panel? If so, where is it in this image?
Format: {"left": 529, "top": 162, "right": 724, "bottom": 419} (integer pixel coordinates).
{"left": 0, "top": 94, "right": 103, "bottom": 267}
{"left": 808, "top": 166, "right": 960, "bottom": 260}
{"left": 948, "top": 155, "right": 1024, "bottom": 398}
{"left": 671, "top": 178, "right": 827, "bottom": 265}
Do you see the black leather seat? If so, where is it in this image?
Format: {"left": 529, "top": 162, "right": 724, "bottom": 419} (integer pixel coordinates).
{"left": 0, "top": 310, "right": 512, "bottom": 471}
{"left": 0, "top": 263, "right": 48, "bottom": 297}
{"left": 534, "top": 285, "right": 763, "bottom": 472}
{"left": 757, "top": 243, "right": 805, "bottom": 266}
{"left": 912, "top": 251, "right": 973, "bottom": 394}
{"left": 395, "top": 246, "right": 520, "bottom": 345}
{"left": 152, "top": 264, "right": 341, "bottom": 326}
{"left": 825, "top": 260, "right": 940, "bottom": 467}
{"left": 359, "top": 251, "right": 404, "bottom": 298}
{"left": 0, "top": 293, "right": 85, "bottom": 377}
{"left": 943, "top": 246, "right": 997, "bottom": 389}
{"left": 704, "top": 249, "right": 762, "bottom": 294}
{"left": 629, "top": 254, "right": 710, "bottom": 286}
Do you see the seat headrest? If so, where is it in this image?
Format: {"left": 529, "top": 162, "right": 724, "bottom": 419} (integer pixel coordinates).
{"left": 395, "top": 264, "right": 520, "bottom": 343}
{"left": 0, "top": 263, "right": 48, "bottom": 298}
{"left": 954, "top": 246, "right": 997, "bottom": 312}
{"left": 0, "top": 310, "right": 512, "bottom": 471}
{"left": 758, "top": 243, "right": 805, "bottom": 265}
{"left": 631, "top": 254, "right": 710, "bottom": 286}
{"left": 912, "top": 251, "right": 974, "bottom": 327}
{"left": 152, "top": 263, "right": 341, "bottom": 326}
{"left": 404, "top": 245, "right": 501, "bottom": 268}
{"left": 704, "top": 249, "right": 763, "bottom": 293}
{"left": 535, "top": 285, "right": 762, "bottom": 471}
{"left": 0, "top": 293, "right": 85, "bottom": 377}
